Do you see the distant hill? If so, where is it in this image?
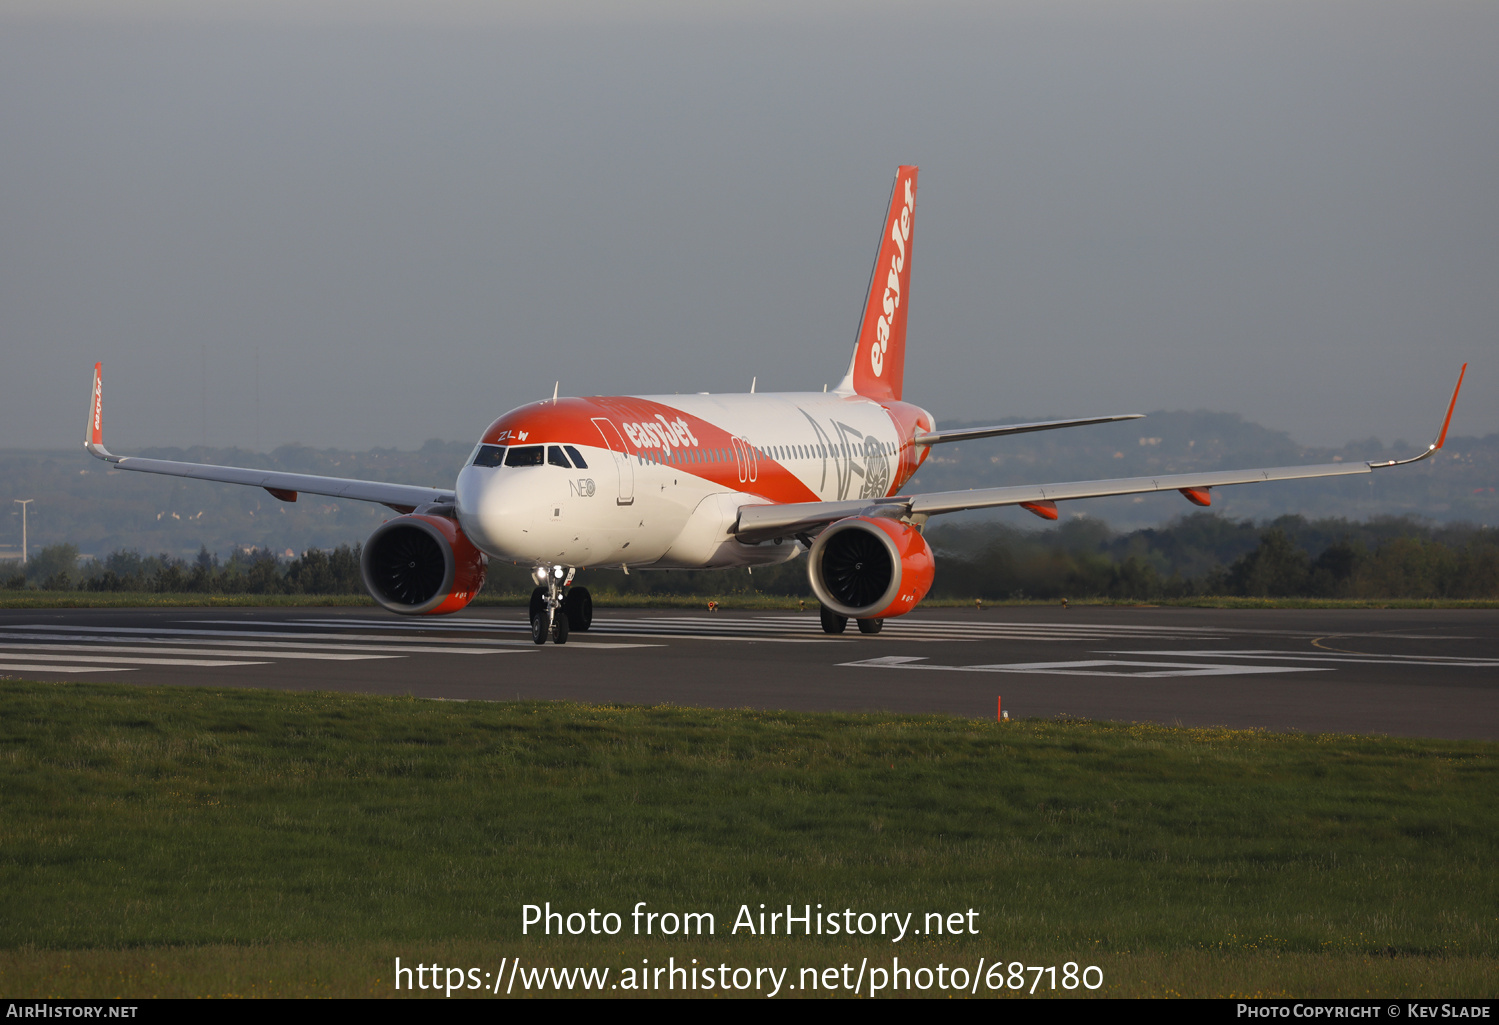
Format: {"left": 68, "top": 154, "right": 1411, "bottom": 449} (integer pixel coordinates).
{"left": 1, "top": 412, "right": 1494, "bottom": 560}
{"left": 0, "top": 440, "right": 474, "bottom": 561}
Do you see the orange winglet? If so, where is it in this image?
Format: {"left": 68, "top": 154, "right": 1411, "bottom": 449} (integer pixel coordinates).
{"left": 1434, "top": 363, "right": 1467, "bottom": 451}
{"left": 1020, "top": 500, "right": 1058, "bottom": 521}
{"left": 1179, "top": 487, "right": 1212, "bottom": 507}
{"left": 265, "top": 488, "right": 299, "bottom": 503}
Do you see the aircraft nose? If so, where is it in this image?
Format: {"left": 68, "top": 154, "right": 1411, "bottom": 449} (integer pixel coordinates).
{"left": 456, "top": 465, "right": 529, "bottom": 556}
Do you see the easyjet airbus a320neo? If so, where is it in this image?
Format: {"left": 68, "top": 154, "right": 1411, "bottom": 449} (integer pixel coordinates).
{"left": 85, "top": 167, "right": 1467, "bottom": 643}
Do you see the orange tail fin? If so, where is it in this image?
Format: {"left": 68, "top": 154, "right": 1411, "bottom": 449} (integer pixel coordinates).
{"left": 838, "top": 166, "right": 918, "bottom": 401}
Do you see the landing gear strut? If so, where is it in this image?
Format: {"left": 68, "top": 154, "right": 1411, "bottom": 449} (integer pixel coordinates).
{"left": 529, "top": 565, "right": 577, "bottom": 645}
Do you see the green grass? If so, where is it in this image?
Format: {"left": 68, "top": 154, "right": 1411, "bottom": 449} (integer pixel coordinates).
{"left": 0, "top": 682, "right": 1496, "bottom": 997}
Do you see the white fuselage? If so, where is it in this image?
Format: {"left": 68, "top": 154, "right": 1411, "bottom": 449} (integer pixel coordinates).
{"left": 454, "top": 390, "right": 931, "bottom": 571}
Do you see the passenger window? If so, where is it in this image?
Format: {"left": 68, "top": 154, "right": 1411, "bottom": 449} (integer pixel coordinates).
{"left": 472, "top": 445, "right": 506, "bottom": 467}
{"left": 505, "top": 445, "right": 545, "bottom": 467}
{"left": 564, "top": 445, "right": 588, "bottom": 469}
{"left": 548, "top": 445, "right": 571, "bottom": 468}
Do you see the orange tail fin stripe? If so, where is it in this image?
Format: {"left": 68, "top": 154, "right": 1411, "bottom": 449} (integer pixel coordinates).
{"left": 89, "top": 362, "right": 104, "bottom": 446}
{"left": 846, "top": 166, "right": 918, "bottom": 402}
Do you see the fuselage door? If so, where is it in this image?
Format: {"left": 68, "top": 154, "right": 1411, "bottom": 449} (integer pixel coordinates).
{"left": 591, "top": 417, "right": 635, "bottom": 505}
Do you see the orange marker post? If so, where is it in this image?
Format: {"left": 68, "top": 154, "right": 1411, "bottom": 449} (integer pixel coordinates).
{"left": 997, "top": 696, "right": 1002, "bottom": 722}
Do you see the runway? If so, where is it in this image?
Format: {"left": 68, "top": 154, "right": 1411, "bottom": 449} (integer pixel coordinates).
{"left": 1, "top": 605, "right": 1495, "bottom": 740}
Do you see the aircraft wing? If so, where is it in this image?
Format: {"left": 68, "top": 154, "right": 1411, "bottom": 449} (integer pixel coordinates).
{"left": 913, "top": 413, "right": 1143, "bottom": 445}
{"left": 734, "top": 364, "right": 1467, "bottom": 543}
{"left": 83, "top": 364, "right": 454, "bottom": 514}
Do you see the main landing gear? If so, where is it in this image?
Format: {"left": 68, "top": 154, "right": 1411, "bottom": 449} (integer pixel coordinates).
{"left": 819, "top": 604, "right": 883, "bottom": 635}
{"left": 529, "top": 566, "right": 592, "bottom": 645}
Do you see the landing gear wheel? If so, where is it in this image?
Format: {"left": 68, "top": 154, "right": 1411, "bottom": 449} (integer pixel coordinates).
{"left": 857, "top": 618, "right": 884, "bottom": 634}
{"left": 562, "top": 587, "right": 593, "bottom": 631}
{"left": 819, "top": 605, "right": 848, "bottom": 634}
{"left": 552, "top": 611, "right": 570, "bottom": 645}
{"left": 529, "top": 587, "right": 545, "bottom": 624}
{"left": 530, "top": 612, "right": 549, "bottom": 645}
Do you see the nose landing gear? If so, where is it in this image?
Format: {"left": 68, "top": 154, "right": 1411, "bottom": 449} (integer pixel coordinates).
{"left": 529, "top": 566, "right": 592, "bottom": 644}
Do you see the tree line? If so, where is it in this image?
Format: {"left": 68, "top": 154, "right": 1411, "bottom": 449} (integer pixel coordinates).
{"left": 4, "top": 544, "right": 366, "bottom": 595}
{"left": 5, "top": 514, "right": 1497, "bottom": 600}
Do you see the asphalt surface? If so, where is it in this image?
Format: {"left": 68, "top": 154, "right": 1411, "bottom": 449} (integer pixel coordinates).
{"left": 1, "top": 604, "right": 1495, "bottom": 740}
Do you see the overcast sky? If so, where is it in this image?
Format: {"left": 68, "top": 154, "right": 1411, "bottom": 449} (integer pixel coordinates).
{"left": 2, "top": 0, "right": 1494, "bottom": 457}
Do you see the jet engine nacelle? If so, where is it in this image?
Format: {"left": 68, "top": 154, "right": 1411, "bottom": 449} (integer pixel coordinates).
{"left": 360, "top": 513, "right": 487, "bottom": 616}
{"left": 808, "top": 516, "right": 934, "bottom": 619}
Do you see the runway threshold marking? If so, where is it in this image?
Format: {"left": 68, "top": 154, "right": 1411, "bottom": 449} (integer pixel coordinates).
{"left": 252, "top": 615, "right": 1237, "bottom": 644}
{"left": 263, "top": 614, "right": 1461, "bottom": 644}
{"left": 340, "top": 613, "right": 1227, "bottom": 634}
{"left": 0, "top": 663, "right": 132, "bottom": 673}
{"left": 838, "top": 655, "right": 1328, "bottom": 678}
{"left": 4, "top": 625, "right": 655, "bottom": 650}
{"left": 0, "top": 643, "right": 400, "bottom": 661}
{"left": 0, "top": 631, "right": 531, "bottom": 656}
{"left": 0, "top": 652, "right": 269, "bottom": 668}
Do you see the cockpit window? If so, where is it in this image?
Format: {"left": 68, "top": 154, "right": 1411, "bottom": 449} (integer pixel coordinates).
{"left": 504, "top": 445, "right": 545, "bottom": 467}
{"left": 547, "top": 445, "right": 572, "bottom": 469}
{"left": 472, "top": 445, "right": 506, "bottom": 467}
{"left": 564, "top": 445, "right": 588, "bottom": 469}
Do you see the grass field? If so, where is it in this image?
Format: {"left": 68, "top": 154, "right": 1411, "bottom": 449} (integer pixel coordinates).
{"left": 1, "top": 682, "right": 1495, "bottom": 998}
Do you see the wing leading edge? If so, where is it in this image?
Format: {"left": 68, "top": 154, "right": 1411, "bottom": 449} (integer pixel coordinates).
{"left": 83, "top": 363, "right": 454, "bottom": 514}
{"left": 734, "top": 364, "right": 1468, "bottom": 543}
{"left": 912, "top": 413, "right": 1143, "bottom": 446}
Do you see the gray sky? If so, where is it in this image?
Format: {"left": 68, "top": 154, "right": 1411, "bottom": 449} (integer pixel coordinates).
{"left": 2, "top": 0, "right": 1494, "bottom": 457}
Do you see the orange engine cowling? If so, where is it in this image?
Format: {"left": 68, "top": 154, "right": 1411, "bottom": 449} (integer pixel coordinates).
{"left": 808, "top": 516, "right": 935, "bottom": 619}
{"left": 360, "top": 514, "right": 487, "bottom": 616}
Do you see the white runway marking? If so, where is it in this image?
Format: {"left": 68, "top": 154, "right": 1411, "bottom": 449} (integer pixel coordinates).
{"left": 1107, "top": 649, "right": 1499, "bottom": 668}
{"left": 839, "top": 655, "right": 1328, "bottom": 678}
{"left": 0, "top": 622, "right": 651, "bottom": 674}
{"left": 7, "top": 623, "right": 650, "bottom": 647}
{"left": 0, "top": 631, "right": 527, "bottom": 655}
{"left": 0, "top": 663, "right": 131, "bottom": 673}
{"left": 264, "top": 615, "right": 1241, "bottom": 644}
{"left": 259, "top": 614, "right": 1458, "bottom": 645}
{"left": 10, "top": 624, "right": 536, "bottom": 647}
{"left": 0, "top": 642, "right": 398, "bottom": 661}
{"left": 0, "top": 652, "right": 267, "bottom": 668}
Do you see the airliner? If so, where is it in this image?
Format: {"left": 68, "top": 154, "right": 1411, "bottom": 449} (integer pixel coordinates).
{"left": 84, "top": 167, "right": 1467, "bottom": 643}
